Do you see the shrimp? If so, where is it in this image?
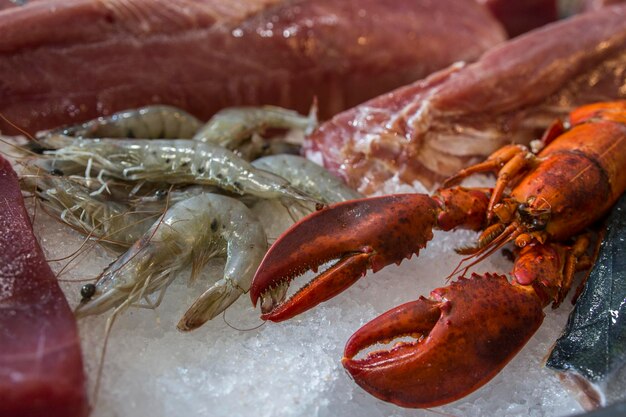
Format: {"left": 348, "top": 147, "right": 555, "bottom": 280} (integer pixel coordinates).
{"left": 19, "top": 166, "right": 160, "bottom": 249}
{"left": 251, "top": 154, "right": 363, "bottom": 203}
{"left": 192, "top": 105, "right": 317, "bottom": 150}
{"left": 40, "top": 136, "right": 319, "bottom": 202}
{"left": 133, "top": 184, "right": 220, "bottom": 205}
{"left": 232, "top": 133, "right": 302, "bottom": 161}
{"left": 42, "top": 105, "right": 202, "bottom": 139}
{"left": 74, "top": 193, "right": 267, "bottom": 331}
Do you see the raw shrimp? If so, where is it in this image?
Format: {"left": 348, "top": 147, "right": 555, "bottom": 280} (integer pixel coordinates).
{"left": 44, "top": 105, "right": 202, "bottom": 139}
{"left": 75, "top": 193, "right": 267, "bottom": 331}
{"left": 41, "top": 136, "right": 319, "bottom": 202}
{"left": 192, "top": 105, "right": 317, "bottom": 150}
{"left": 251, "top": 154, "right": 363, "bottom": 204}
{"left": 19, "top": 167, "right": 160, "bottom": 249}
{"left": 234, "top": 135, "right": 302, "bottom": 162}
{"left": 134, "top": 184, "right": 222, "bottom": 205}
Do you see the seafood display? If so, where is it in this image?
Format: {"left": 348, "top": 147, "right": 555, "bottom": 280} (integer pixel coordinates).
{"left": 0, "top": 103, "right": 372, "bottom": 415}
{"left": 251, "top": 101, "right": 626, "bottom": 407}
{"left": 0, "top": 0, "right": 506, "bottom": 135}
{"left": 3, "top": 0, "right": 626, "bottom": 415}
{"left": 0, "top": 155, "right": 88, "bottom": 417}
{"left": 547, "top": 193, "right": 626, "bottom": 410}
{"left": 304, "top": 5, "right": 626, "bottom": 193}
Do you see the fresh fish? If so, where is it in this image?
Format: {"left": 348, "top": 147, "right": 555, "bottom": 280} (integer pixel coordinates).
{"left": 0, "top": 0, "right": 505, "bottom": 135}
{"left": 547, "top": 193, "right": 626, "bottom": 410}
{"left": 304, "top": 5, "right": 626, "bottom": 193}
{"left": 0, "top": 155, "right": 89, "bottom": 417}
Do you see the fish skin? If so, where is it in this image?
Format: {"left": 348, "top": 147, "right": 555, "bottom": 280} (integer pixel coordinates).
{"left": 547, "top": 193, "right": 626, "bottom": 410}
{"left": 304, "top": 5, "right": 626, "bottom": 193}
{"left": 0, "top": 0, "right": 505, "bottom": 135}
{"left": 0, "top": 155, "right": 89, "bottom": 417}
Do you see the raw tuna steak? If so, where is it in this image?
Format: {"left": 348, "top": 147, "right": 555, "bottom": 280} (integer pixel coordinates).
{"left": 0, "top": 0, "right": 505, "bottom": 135}
{"left": 0, "top": 156, "right": 89, "bottom": 417}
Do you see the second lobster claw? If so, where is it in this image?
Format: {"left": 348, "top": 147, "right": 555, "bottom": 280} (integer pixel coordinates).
{"left": 342, "top": 273, "right": 545, "bottom": 408}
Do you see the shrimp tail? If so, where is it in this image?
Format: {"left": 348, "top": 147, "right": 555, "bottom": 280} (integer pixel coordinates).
{"left": 305, "top": 98, "right": 319, "bottom": 135}
{"left": 177, "top": 278, "right": 244, "bottom": 331}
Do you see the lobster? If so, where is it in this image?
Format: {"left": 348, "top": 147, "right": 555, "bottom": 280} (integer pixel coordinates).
{"left": 249, "top": 101, "right": 626, "bottom": 408}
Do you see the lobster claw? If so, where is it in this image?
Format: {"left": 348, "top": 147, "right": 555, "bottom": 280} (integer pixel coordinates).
{"left": 250, "top": 194, "right": 440, "bottom": 322}
{"left": 342, "top": 273, "right": 545, "bottom": 408}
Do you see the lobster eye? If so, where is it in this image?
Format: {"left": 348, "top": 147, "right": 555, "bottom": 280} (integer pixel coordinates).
{"left": 530, "top": 218, "right": 547, "bottom": 231}
{"left": 516, "top": 204, "right": 532, "bottom": 223}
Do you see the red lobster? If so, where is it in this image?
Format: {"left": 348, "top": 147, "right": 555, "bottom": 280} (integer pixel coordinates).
{"left": 250, "top": 101, "right": 626, "bottom": 408}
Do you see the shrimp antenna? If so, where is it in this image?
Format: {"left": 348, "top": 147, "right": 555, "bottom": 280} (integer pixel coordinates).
{"left": 0, "top": 113, "right": 36, "bottom": 140}
{"left": 0, "top": 113, "right": 49, "bottom": 157}
{"left": 92, "top": 304, "right": 122, "bottom": 407}
{"left": 422, "top": 408, "right": 457, "bottom": 417}
{"left": 221, "top": 309, "right": 265, "bottom": 332}
{"left": 25, "top": 165, "right": 42, "bottom": 226}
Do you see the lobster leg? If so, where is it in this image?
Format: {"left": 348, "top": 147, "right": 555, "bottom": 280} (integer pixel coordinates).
{"left": 250, "top": 189, "right": 490, "bottom": 321}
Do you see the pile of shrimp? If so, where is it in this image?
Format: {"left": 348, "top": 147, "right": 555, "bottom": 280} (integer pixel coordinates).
{"left": 14, "top": 104, "right": 363, "bottom": 334}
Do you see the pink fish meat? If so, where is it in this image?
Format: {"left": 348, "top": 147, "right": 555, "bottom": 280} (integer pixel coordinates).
{"left": 0, "top": 156, "right": 89, "bottom": 417}
{"left": 0, "top": 0, "right": 505, "bottom": 135}
{"left": 304, "top": 5, "right": 626, "bottom": 193}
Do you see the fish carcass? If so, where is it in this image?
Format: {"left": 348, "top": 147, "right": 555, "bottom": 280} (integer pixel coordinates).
{"left": 304, "top": 5, "right": 626, "bottom": 193}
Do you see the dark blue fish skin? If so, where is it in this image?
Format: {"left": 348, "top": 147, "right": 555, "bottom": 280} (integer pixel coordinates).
{"left": 547, "top": 193, "right": 626, "bottom": 405}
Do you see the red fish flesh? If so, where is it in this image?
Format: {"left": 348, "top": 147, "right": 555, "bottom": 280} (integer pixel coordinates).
{"left": 304, "top": 5, "right": 626, "bottom": 193}
{"left": 0, "top": 156, "right": 89, "bottom": 417}
{"left": 0, "top": 0, "right": 505, "bottom": 135}
{"left": 477, "top": 0, "right": 557, "bottom": 37}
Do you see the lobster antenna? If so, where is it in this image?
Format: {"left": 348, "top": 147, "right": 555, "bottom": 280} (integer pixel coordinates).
{"left": 447, "top": 224, "right": 520, "bottom": 281}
